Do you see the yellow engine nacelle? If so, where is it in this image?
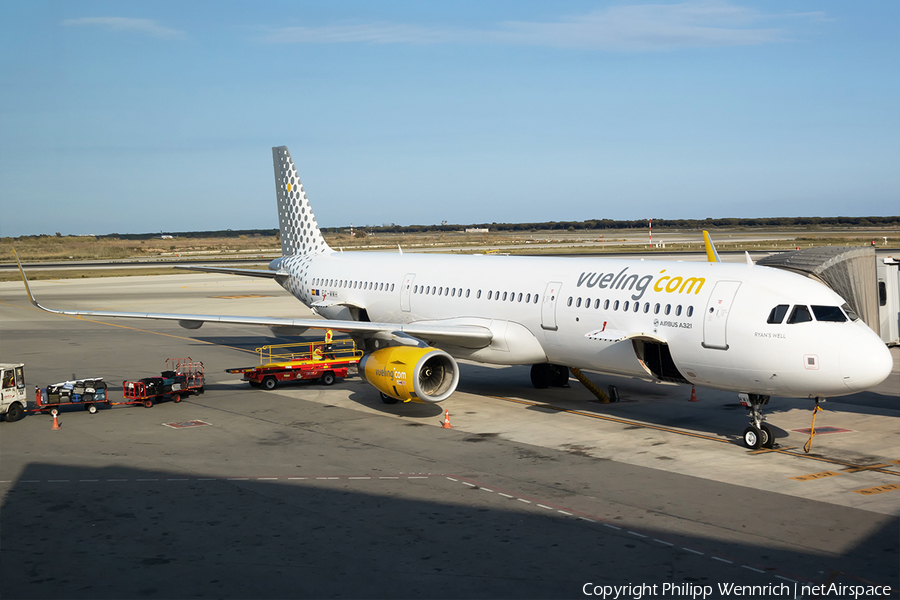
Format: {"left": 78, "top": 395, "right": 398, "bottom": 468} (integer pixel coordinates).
{"left": 358, "top": 346, "right": 459, "bottom": 403}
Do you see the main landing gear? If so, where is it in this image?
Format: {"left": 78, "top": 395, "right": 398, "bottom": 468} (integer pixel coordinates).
{"left": 739, "top": 393, "right": 774, "bottom": 450}
{"left": 530, "top": 364, "right": 570, "bottom": 389}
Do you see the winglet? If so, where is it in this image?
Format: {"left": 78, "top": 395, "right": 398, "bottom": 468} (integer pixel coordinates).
{"left": 702, "top": 230, "right": 721, "bottom": 263}
{"left": 13, "top": 250, "right": 41, "bottom": 308}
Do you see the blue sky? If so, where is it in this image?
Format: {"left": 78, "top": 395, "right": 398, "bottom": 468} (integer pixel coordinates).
{"left": 1, "top": 1, "right": 897, "bottom": 236}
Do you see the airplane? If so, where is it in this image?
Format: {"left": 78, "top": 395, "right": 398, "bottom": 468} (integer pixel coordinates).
{"left": 15, "top": 146, "right": 893, "bottom": 449}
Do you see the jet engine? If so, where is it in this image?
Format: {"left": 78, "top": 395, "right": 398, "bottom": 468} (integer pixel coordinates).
{"left": 358, "top": 347, "right": 459, "bottom": 403}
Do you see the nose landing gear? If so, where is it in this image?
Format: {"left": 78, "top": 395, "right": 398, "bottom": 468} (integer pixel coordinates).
{"left": 740, "top": 393, "right": 774, "bottom": 450}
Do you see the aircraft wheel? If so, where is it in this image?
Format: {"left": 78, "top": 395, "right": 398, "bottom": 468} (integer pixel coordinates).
{"left": 743, "top": 426, "right": 762, "bottom": 450}
{"left": 263, "top": 377, "right": 277, "bottom": 391}
{"left": 550, "top": 365, "right": 570, "bottom": 387}
{"left": 530, "top": 364, "right": 552, "bottom": 389}
{"left": 320, "top": 372, "right": 336, "bottom": 386}
{"left": 760, "top": 423, "right": 774, "bottom": 449}
{"left": 380, "top": 392, "right": 399, "bottom": 405}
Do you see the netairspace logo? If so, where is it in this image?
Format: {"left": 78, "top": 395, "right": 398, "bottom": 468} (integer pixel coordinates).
{"left": 581, "top": 582, "right": 894, "bottom": 599}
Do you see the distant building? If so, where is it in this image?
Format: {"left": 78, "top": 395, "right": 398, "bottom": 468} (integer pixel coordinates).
{"left": 465, "top": 228, "right": 489, "bottom": 234}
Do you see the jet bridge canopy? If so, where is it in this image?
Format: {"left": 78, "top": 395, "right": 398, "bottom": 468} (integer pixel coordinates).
{"left": 757, "top": 246, "right": 878, "bottom": 333}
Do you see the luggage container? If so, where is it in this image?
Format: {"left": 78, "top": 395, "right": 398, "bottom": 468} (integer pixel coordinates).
{"left": 36, "top": 378, "right": 109, "bottom": 414}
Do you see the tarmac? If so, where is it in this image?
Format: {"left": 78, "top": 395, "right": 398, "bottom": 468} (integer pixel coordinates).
{"left": 1, "top": 273, "right": 898, "bottom": 599}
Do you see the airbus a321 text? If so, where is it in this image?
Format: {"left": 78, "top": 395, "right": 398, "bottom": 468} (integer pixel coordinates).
{"left": 16, "top": 146, "right": 893, "bottom": 449}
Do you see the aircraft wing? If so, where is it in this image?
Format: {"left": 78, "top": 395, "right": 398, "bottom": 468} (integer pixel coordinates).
{"left": 14, "top": 253, "right": 492, "bottom": 348}
{"left": 175, "top": 264, "right": 287, "bottom": 279}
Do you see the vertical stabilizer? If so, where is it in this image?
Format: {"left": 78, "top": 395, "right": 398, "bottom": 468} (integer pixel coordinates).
{"left": 272, "top": 146, "right": 331, "bottom": 256}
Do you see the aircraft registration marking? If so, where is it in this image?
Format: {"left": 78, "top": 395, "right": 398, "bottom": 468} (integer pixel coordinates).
{"left": 790, "top": 471, "right": 842, "bottom": 481}
{"left": 853, "top": 483, "right": 900, "bottom": 496}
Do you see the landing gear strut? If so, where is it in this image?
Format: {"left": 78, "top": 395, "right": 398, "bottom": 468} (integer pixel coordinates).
{"left": 740, "top": 393, "right": 774, "bottom": 450}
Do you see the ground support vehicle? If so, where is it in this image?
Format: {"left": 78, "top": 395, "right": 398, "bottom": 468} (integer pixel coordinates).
{"left": 35, "top": 378, "right": 109, "bottom": 415}
{"left": 1, "top": 363, "right": 27, "bottom": 422}
{"left": 122, "top": 358, "right": 205, "bottom": 408}
{"left": 227, "top": 340, "right": 362, "bottom": 390}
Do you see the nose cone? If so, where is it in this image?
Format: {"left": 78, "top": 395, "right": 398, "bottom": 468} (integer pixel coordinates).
{"left": 840, "top": 333, "right": 894, "bottom": 392}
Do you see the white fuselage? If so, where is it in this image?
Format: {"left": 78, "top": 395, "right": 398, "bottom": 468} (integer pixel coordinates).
{"left": 275, "top": 251, "right": 892, "bottom": 399}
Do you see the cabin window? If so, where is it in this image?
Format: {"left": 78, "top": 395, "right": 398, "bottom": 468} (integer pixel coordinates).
{"left": 499, "top": 292, "right": 505, "bottom": 301}
{"left": 643, "top": 303, "right": 650, "bottom": 313}
{"left": 414, "top": 285, "right": 418, "bottom": 293}
{"left": 516, "top": 293, "right": 522, "bottom": 302}
{"left": 812, "top": 305, "right": 847, "bottom": 322}
{"left": 488, "top": 291, "right": 493, "bottom": 300}
{"left": 767, "top": 305, "right": 789, "bottom": 324}
{"left": 675, "top": 305, "right": 682, "bottom": 316}
{"left": 623, "top": 301, "right": 629, "bottom": 311}
{"left": 633, "top": 302, "right": 639, "bottom": 313}
{"left": 567, "top": 297, "right": 573, "bottom": 307}
{"left": 787, "top": 305, "right": 813, "bottom": 324}
{"left": 526, "top": 293, "right": 531, "bottom": 303}
{"left": 477, "top": 290, "right": 482, "bottom": 299}
{"left": 466, "top": 289, "right": 471, "bottom": 298}
{"left": 687, "top": 306, "right": 694, "bottom": 317}
{"left": 451, "top": 288, "right": 456, "bottom": 297}
{"left": 576, "top": 298, "right": 582, "bottom": 308}
{"left": 654, "top": 303, "right": 660, "bottom": 314}
{"left": 613, "top": 300, "right": 619, "bottom": 311}
{"left": 603, "top": 299, "right": 610, "bottom": 310}
{"left": 665, "top": 304, "right": 671, "bottom": 315}
{"left": 841, "top": 302, "right": 858, "bottom": 321}
{"left": 390, "top": 284, "right": 394, "bottom": 292}
{"left": 534, "top": 294, "right": 539, "bottom": 304}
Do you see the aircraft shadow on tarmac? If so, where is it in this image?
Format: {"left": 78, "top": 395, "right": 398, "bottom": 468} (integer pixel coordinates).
{"left": 1, "top": 463, "right": 896, "bottom": 600}
{"left": 450, "top": 363, "right": 899, "bottom": 449}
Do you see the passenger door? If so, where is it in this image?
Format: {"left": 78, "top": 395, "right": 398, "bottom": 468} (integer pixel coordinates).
{"left": 703, "top": 281, "right": 741, "bottom": 350}
{"left": 400, "top": 273, "right": 416, "bottom": 312}
{"left": 541, "top": 282, "right": 562, "bottom": 331}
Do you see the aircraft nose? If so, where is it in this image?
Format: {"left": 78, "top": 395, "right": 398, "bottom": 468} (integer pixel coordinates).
{"left": 840, "top": 333, "right": 894, "bottom": 392}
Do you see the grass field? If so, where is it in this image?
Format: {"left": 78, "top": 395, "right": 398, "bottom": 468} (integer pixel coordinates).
{"left": 2, "top": 227, "right": 896, "bottom": 282}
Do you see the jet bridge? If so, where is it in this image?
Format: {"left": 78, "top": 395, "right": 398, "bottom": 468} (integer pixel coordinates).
{"left": 757, "top": 246, "right": 885, "bottom": 338}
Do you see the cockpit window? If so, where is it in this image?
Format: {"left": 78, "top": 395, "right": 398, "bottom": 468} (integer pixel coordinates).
{"left": 787, "top": 305, "right": 812, "bottom": 324}
{"left": 812, "top": 305, "right": 847, "bottom": 322}
{"left": 767, "top": 305, "right": 789, "bottom": 324}
{"left": 841, "top": 302, "right": 859, "bottom": 321}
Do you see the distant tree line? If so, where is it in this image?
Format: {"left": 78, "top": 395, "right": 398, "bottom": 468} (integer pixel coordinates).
{"left": 9, "top": 216, "right": 898, "bottom": 241}
{"left": 338, "top": 215, "right": 900, "bottom": 235}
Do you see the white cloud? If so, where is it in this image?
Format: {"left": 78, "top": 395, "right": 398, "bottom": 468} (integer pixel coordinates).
{"left": 264, "top": 1, "right": 804, "bottom": 50}
{"left": 62, "top": 17, "right": 186, "bottom": 40}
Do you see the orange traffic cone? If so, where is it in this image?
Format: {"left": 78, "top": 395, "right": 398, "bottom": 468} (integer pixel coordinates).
{"left": 441, "top": 409, "right": 453, "bottom": 429}
{"left": 51, "top": 410, "right": 61, "bottom": 430}
{"left": 689, "top": 386, "right": 698, "bottom": 402}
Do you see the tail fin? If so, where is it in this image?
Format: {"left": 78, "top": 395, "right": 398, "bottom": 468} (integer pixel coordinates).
{"left": 272, "top": 146, "right": 331, "bottom": 256}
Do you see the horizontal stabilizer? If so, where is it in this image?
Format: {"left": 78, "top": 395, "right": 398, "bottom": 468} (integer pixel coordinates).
{"left": 175, "top": 265, "right": 286, "bottom": 279}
